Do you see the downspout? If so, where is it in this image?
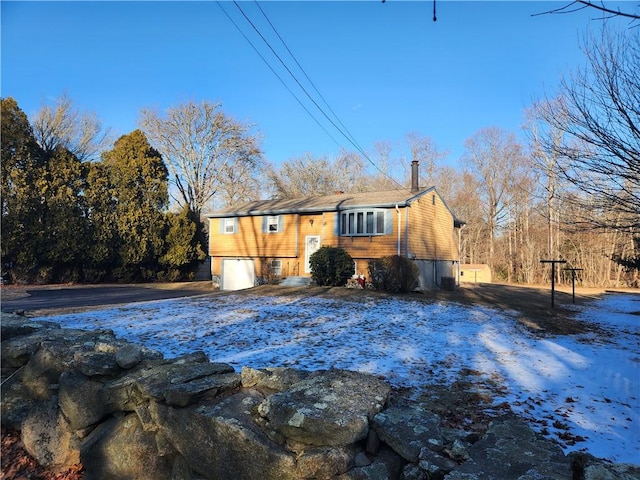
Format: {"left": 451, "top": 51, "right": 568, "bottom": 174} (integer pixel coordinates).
{"left": 295, "top": 214, "right": 299, "bottom": 258}
{"left": 404, "top": 205, "right": 410, "bottom": 257}
{"left": 396, "top": 205, "right": 401, "bottom": 256}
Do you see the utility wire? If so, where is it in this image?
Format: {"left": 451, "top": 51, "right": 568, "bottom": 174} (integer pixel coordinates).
{"left": 231, "top": 1, "right": 404, "bottom": 189}
{"left": 216, "top": 2, "right": 343, "bottom": 150}
{"left": 253, "top": 1, "right": 360, "bottom": 149}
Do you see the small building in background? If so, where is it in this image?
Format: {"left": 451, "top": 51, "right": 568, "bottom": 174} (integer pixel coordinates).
{"left": 460, "top": 264, "right": 492, "bottom": 284}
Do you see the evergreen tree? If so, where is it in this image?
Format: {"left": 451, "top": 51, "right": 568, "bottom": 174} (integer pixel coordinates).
{"left": 100, "top": 130, "right": 169, "bottom": 281}
{"left": 159, "top": 207, "right": 206, "bottom": 281}
{"left": 1, "top": 98, "right": 47, "bottom": 282}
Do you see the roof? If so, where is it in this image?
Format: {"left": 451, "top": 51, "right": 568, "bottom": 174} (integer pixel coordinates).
{"left": 206, "top": 187, "right": 437, "bottom": 218}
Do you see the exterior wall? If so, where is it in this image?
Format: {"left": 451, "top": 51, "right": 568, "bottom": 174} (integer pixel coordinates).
{"left": 406, "top": 193, "right": 457, "bottom": 261}
{"left": 414, "top": 260, "right": 457, "bottom": 290}
{"left": 210, "top": 215, "right": 299, "bottom": 259}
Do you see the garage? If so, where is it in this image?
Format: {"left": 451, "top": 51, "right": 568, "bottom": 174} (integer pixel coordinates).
{"left": 221, "top": 259, "right": 255, "bottom": 290}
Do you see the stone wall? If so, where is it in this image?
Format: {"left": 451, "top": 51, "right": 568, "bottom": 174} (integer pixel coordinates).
{"left": 1, "top": 313, "right": 637, "bottom": 480}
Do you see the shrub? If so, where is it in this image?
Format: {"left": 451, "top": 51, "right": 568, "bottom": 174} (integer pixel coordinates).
{"left": 309, "top": 247, "right": 354, "bottom": 287}
{"left": 368, "top": 255, "right": 419, "bottom": 292}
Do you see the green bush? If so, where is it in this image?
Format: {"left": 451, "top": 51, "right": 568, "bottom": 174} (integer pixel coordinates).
{"left": 309, "top": 246, "right": 354, "bottom": 287}
{"left": 368, "top": 255, "right": 419, "bottom": 292}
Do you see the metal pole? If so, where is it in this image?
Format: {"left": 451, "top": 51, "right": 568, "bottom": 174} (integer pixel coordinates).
{"left": 540, "top": 260, "right": 567, "bottom": 308}
{"left": 551, "top": 263, "right": 556, "bottom": 308}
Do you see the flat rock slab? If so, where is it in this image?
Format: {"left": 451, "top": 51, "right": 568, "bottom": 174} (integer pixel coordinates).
{"left": 258, "top": 369, "right": 391, "bottom": 446}
{"left": 444, "top": 415, "right": 572, "bottom": 480}
{"left": 101, "top": 361, "right": 236, "bottom": 410}
{"left": 372, "top": 403, "right": 443, "bottom": 462}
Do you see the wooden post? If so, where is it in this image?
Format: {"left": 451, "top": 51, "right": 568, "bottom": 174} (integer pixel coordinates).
{"left": 540, "top": 260, "right": 567, "bottom": 308}
{"left": 563, "top": 268, "right": 583, "bottom": 304}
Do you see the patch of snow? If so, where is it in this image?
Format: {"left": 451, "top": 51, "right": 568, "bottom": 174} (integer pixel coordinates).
{"left": 37, "top": 292, "right": 639, "bottom": 465}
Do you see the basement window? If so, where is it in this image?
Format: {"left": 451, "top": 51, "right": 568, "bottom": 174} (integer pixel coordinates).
{"left": 270, "top": 260, "right": 282, "bottom": 276}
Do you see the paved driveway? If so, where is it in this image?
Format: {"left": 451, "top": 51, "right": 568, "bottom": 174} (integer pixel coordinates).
{"left": 1, "top": 283, "right": 215, "bottom": 315}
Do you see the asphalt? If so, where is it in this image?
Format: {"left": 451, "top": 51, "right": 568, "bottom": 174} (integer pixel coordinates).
{"left": 0, "top": 284, "right": 214, "bottom": 315}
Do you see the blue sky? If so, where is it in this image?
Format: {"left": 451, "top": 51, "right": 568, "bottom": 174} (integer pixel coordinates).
{"left": 1, "top": 1, "right": 631, "bottom": 169}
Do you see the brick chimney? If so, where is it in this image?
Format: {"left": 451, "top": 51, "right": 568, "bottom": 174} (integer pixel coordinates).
{"left": 411, "top": 160, "right": 419, "bottom": 192}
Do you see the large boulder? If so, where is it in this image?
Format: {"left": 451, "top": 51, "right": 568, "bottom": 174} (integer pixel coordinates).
{"left": 444, "top": 415, "right": 572, "bottom": 480}
{"left": 80, "top": 413, "right": 172, "bottom": 480}
{"left": 150, "top": 390, "right": 301, "bottom": 480}
{"left": 58, "top": 370, "right": 106, "bottom": 431}
{"left": 257, "top": 369, "right": 391, "bottom": 447}
{"left": 21, "top": 397, "right": 80, "bottom": 473}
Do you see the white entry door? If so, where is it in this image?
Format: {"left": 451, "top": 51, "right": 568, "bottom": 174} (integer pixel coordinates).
{"left": 304, "top": 236, "right": 321, "bottom": 273}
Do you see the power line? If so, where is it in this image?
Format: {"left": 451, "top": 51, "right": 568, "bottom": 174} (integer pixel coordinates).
{"left": 253, "top": 1, "right": 359, "bottom": 149}
{"left": 224, "top": 1, "right": 405, "bottom": 189}
{"left": 216, "top": 2, "right": 343, "bottom": 150}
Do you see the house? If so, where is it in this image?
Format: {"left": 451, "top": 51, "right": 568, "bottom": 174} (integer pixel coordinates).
{"left": 207, "top": 161, "right": 464, "bottom": 290}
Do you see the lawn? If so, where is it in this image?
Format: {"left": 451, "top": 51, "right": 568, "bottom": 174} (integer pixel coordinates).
{"left": 33, "top": 286, "right": 639, "bottom": 465}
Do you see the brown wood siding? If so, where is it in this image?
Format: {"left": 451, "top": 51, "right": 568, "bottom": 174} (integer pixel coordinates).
{"left": 209, "top": 215, "right": 299, "bottom": 258}
{"left": 406, "top": 193, "right": 457, "bottom": 260}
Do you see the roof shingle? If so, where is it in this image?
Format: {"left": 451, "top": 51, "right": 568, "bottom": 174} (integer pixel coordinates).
{"left": 206, "top": 187, "right": 435, "bottom": 218}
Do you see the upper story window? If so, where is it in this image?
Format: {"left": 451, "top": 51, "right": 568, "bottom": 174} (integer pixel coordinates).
{"left": 220, "top": 217, "right": 237, "bottom": 234}
{"left": 340, "top": 209, "right": 389, "bottom": 236}
{"left": 267, "top": 216, "right": 279, "bottom": 232}
{"left": 262, "top": 215, "right": 283, "bottom": 233}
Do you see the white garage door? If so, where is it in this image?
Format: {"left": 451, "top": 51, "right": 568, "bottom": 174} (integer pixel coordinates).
{"left": 222, "top": 259, "right": 255, "bottom": 291}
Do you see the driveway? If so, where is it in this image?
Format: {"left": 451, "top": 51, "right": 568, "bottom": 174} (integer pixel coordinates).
{"left": 0, "top": 282, "right": 216, "bottom": 315}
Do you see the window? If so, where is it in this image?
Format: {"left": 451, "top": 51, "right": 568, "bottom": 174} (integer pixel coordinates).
{"left": 267, "top": 216, "right": 279, "bottom": 232}
{"left": 263, "top": 215, "right": 283, "bottom": 233}
{"left": 270, "top": 260, "right": 282, "bottom": 276}
{"left": 340, "top": 210, "right": 388, "bottom": 236}
{"left": 221, "top": 218, "right": 237, "bottom": 234}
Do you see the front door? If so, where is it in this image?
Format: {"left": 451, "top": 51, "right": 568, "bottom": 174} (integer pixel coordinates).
{"left": 304, "top": 235, "right": 320, "bottom": 273}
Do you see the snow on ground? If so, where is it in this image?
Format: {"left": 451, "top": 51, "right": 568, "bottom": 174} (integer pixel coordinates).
{"left": 37, "top": 292, "right": 639, "bottom": 465}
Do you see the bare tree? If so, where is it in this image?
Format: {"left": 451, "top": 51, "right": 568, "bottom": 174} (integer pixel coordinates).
{"left": 266, "top": 151, "right": 368, "bottom": 198}
{"left": 140, "top": 100, "right": 263, "bottom": 218}
{"left": 405, "top": 132, "right": 449, "bottom": 187}
{"left": 31, "top": 93, "right": 111, "bottom": 161}
{"left": 524, "top": 99, "right": 569, "bottom": 260}
{"left": 532, "top": 28, "right": 639, "bottom": 231}
{"left": 462, "top": 127, "right": 528, "bottom": 267}
{"left": 214, "top": 157, "right": 265, "bottom": 209}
